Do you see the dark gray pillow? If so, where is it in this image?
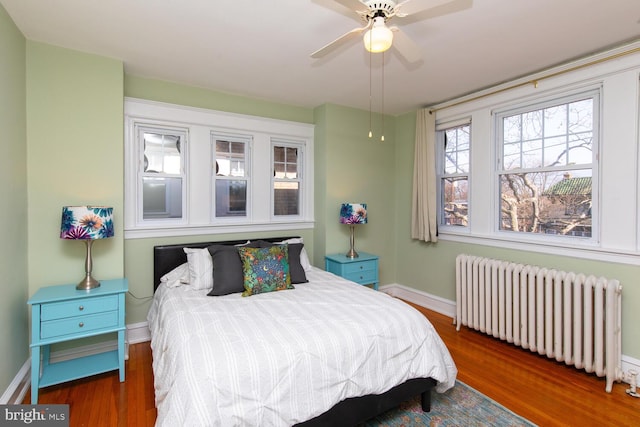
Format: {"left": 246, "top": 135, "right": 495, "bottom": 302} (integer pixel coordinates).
{"left": 255, "top": 241, "right": 308, "bottom": 284}
{"left": 207, "top": 242, "right": 261, "bottom": 296}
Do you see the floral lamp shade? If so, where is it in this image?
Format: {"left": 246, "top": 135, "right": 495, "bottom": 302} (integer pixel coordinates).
{"left": 60, "top": 206, "right": 114, "bottom": 290}
{"left": 339, "top": 203, "right": 367, "bottom": 225}
{"left": 339, "top": 203, "right": 367, "bottom": 258}
{"left": 61, "top": 206, "right": 114, "bottom": 240}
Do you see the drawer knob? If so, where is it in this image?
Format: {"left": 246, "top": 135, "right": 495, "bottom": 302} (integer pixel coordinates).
{"left": 78, "top": 322, "right": 84, "bottom": 328}
{"left": 359, "top": 266, "right": 363, "bottom": 270}
{"left": 78, "top": 305, "right": 84, "bottom": 311}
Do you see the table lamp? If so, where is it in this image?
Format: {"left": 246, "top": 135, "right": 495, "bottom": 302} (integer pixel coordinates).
{"left": 339, "top": 203, "right": 367, "bottom": 258}
{"left": 60, "top": 206, "right": 114, "bottom": 290}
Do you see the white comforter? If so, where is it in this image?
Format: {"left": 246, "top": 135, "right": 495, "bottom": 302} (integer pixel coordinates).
{"left": 147, "top": 267, "right": 457, "bottom": 426}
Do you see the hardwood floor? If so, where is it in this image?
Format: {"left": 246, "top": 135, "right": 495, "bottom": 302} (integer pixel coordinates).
{"left": 24, "top": 303, "right": 640, "bottom": 426}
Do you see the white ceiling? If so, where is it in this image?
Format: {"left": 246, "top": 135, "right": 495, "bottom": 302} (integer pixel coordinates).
{"left": 2, "top": 0, "right": 640, "bottom": 115}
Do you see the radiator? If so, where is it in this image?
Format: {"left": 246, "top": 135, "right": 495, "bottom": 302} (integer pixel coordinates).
{"left": 455, "top": 254, "right": 623, "bottom": 392}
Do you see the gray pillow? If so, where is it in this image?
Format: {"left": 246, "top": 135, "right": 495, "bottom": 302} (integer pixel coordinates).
{"left": 207, "top": 242, "right": 261, "bottom": 296}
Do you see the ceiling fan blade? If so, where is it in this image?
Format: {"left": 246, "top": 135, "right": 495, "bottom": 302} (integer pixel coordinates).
{"left": 310, "top": 25, "right": 368, "bottom": 58}
{"left": 333, "top": 0, "right": 367, "bottom": 13}
{"left": 389, "top": 27, "right": 422, "bottom": 63}
{"left": 395, "top": 0, "right": 456, "bottom": 16}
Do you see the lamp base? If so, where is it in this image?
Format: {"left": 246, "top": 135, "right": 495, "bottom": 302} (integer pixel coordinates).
{"left": 345, "top": 248, "right": 359, "bottom": 259}
{"left": 77, "top": 274, "right": 100, "bottom": 290}
{"left": 345, "top": 224, "right": 359, "bottom": 258}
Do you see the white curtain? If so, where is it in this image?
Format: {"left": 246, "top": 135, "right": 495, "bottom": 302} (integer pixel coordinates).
{"left": 411, "top": 108, "right": 438, "bottom": 242}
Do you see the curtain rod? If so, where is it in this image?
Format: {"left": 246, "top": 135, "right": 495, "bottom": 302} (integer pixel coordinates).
{"left": 428, "top": 43, "right": 640, "bottom": 115}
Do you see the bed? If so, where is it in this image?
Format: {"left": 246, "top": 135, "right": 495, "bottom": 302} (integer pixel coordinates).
{"left": 148, "top": 237, "right": 457, "bottom": 426}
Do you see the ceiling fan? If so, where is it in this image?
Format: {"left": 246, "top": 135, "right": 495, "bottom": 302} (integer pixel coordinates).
{"left": 311, "top": 0, "right": 455, "bottom": 63}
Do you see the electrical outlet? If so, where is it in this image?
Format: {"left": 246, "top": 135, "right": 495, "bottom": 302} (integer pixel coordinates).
{"left": 621, "top": 370, "right": 636, "bottom": 384}
{"left": 622, "top": 370, "right": 639, "bottom": 384}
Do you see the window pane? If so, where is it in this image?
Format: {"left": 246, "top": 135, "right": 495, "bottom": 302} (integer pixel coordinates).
{"left": 274, "top": 181, "right": 299, "bottom": 216}
{"left": 444, "top": 125, "right": 470, "bottom": 174}
{"left": 214, "top": 137, "right": 247, "bottom": 218}
{"left": 215, "top": 180, "right": 247, "bottom": 217}
{"left": 273, "top": 144, "right": 300, "bottom": 216}
{"left": 143, "top": 133, "right": 181, "bottom": 174}
{"left": 215, "top": 140, "right": 245, "bottom": 177}
{"left": 501, "top": 97, "right": 593, "bottom": 173}
{"left": 274, "top": 146, "right": 299, "bottom": 179}
{"left": 142, "top": 177, "right": 182, "bottom": 219}
{"left": 442, "top": 177, "right": 468, "bottom": 226}
{"left": 274, "top": 146, "right": 285, "bottom": 162}
{"left": 499, "top": 170, "right": 591, "bottom": 236}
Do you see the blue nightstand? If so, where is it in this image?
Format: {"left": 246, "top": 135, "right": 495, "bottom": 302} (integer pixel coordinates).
{"left": 325, "top": 252, "right": 379, "bottom": 290}
{"left": 27, "top": 278, "right": 128, "bottom": 404}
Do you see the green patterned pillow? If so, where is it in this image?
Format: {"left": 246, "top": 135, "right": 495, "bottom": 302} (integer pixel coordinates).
{"left": 238, "top": 245, "right": 294, "bottom": 297}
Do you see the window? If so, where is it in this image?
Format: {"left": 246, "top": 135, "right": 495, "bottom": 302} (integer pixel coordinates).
{"left": 124, "top": 99, "right": 314, "bottom": 238}
{"left": 437, "top": 121, "right": 470, "bottom": 228}
{"left": 213, "top": 134, "right": 249, "bottom": 218}
{"left": 496, "top": 91, "right": 597, "bottom": 238}
{"left": 138, "top": 126, "right": 187, "bottom": 222}
{"left": 272, "top": 142, "right": 302, "bottom": 217}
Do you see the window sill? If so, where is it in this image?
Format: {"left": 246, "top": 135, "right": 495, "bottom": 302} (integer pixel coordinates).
{"left": 438, "top": 231, "right": 640, "bottom": 266}
{"left": 124, "top": 220, "right": 314, "bottom": 240}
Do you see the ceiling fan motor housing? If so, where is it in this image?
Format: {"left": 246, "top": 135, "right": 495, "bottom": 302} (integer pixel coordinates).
{"left": 361, "top": 1, "right": 398, "bottom": 21}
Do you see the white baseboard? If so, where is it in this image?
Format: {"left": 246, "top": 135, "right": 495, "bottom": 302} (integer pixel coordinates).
{"left": 127, "top": 321, "right": 151, "bottom": 344}
{"left": 0, "top": 359, "right": 30, "bottom": 405}
{"left": 380, "top": 283, "right": 456, "bottom": 319}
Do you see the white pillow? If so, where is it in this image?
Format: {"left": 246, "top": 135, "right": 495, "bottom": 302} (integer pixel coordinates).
{"left": 160, "top": 262, "right": 190, "bottom": 288}
{"left": 278, "top": 237, "right": 312, "bottom": 272}
{"left": 183, "top": 248, "right": 213, "bottom": 290}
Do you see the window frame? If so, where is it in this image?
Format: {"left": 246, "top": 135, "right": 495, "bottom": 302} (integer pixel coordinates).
{"left": 135, "top": 124, "right": 189, "bottom": 227}
{"left": 493, "top": 89, "right": 600, "bottom": 244}
{"left": 211, "top": 132, "right": 251, "bottom": 223}
{"left": 271, "top": 139, "right": 305, "bottom": 220}
{"left": 436, "top": 118, "right": 471, "bottom": 231}
{"left": 124, "top": 98, "right": 314, "bottom": 239}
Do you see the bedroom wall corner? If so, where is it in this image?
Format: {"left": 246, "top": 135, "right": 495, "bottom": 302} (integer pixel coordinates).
{"left": 320, "top": 104, "right": 397, "bottom": 285}
{"left": 0, "top": 3, "right": 29, "bottom": 401}
{"left": 26, "top": 42, "right": 125, "bottom": 295}
{"left": 312, "top": 104, "right": 329, "bottom": 267}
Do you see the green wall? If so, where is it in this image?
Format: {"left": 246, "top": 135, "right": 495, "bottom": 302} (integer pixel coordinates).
{"left": 0, "top": 4, "right": 28, "bottom": 397}
{"left": 315, "top": 104, "right": 397, "bottom": 285}
{"left": 124, "top": 75, "right": 314, "bottom": 124}
{"left": 26, "top": 42, "right": 124, "bottom": 292}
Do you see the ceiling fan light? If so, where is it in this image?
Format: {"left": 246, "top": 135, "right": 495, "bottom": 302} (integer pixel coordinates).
{"left": 363, "top": 22, "right": 393, "bottom": 53}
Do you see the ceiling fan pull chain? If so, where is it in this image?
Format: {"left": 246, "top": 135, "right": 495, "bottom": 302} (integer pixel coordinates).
{"left": 381, "top": 51, "right": 385, "bottom": 142}
{"left": 369, "top": 30, "right": 373, "bottom": 139}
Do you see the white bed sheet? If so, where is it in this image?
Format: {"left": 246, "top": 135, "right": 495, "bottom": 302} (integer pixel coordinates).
{"left": 147, "top": 267, "right": 457, "bottom": 426}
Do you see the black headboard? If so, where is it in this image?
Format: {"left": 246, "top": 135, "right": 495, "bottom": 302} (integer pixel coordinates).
{"left": 153, "top": 236, "right": 299, "bottom": 291}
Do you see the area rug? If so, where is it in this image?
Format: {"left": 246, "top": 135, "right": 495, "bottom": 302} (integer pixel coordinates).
{"left": 362, "top": 381, "right": 536, "bottom": 426}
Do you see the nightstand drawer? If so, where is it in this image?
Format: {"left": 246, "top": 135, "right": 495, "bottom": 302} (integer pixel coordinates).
{"left": 342, "top": 261, "right": 377, "bottom": 275}
{"left": 325, "top": 252, "right": 379, "bottom": 290}
{"left": 41, "top": 295, "right": 118, "bottom": 321}
{"left": 41, "top": 311, "right": 119, "bottom": 339}
{"left": 343, "top": 269, "right": 377, "bottom": 284}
